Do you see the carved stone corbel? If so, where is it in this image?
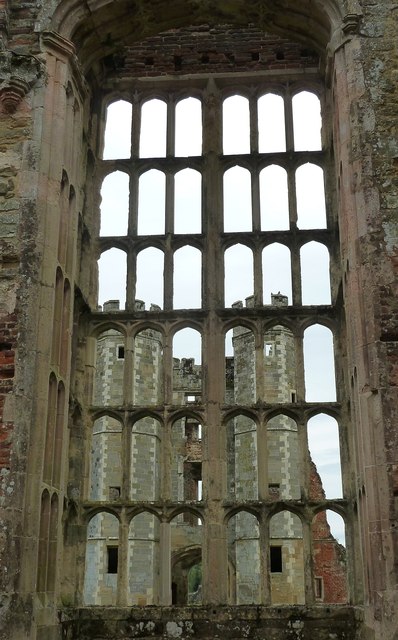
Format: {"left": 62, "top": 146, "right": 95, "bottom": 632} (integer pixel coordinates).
{"left": 0, "top": 50, "right": 44, "bottom": 113}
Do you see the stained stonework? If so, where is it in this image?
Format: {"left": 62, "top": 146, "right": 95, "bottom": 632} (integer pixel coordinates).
{"left": 1, "top": 2, "right": 398, "bottom": 640}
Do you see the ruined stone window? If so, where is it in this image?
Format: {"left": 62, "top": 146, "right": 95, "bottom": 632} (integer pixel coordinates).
{"left": 86, "top": 51, "right": 348, "bottom": 608}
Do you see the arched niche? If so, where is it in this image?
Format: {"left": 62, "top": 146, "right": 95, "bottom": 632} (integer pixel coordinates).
{"left": 175, "top": 97, "right": 202, "bottom": 156}
{"left": 267, "top": 415, "right": 300, "bottom": 500}
{"left": 311, "top": 510, "right": 347, "bottom": 603}
{"left": 227, "top": 511, "right": 260, "bottom": 604}
{"left": 269, "top": 510, "right": 305, "bottom": 604}
{"left": 226, "top": 415, "right": 258, "bottom": 500}
{"left": 258, "top": 93, "right": 286, "bottom": 153}
{"left": 303, "top": 324, "right": 336, "bottom": 402}
{"left": 90, "top": 415, "right": 123, "bottom": 501}
{"left": 140, "top": 98, "right": 167, "bottom": 157}
{"left": 128, "top": 512, "right": 161, "bottom": 605}
{"left": 131, "top": 417, "right": 162, "bottom": 500}
{"left": 260, "top": 165, "right": 289, "bottom": 231}
{"left": 224, "top": 244, "right": 253, "bottom": 308}
{"left": 103, "top": 100, "right": 132, "bottom": 160}
{"left": 307, "top": 414, "right": 342, "bottom": 499}
{"left": 171, "top": 511, "right": 203, "bottom": 605}
{"left": 223, "top": 95, "right": 250, "bottom": 154}
{"left": 174, "top": 168, "right": 201, "bottom": 234}
{"left": 300, "top": 241, "right": 331, "bottom": 305}
{"left": 225, "top": 326, "right": 256, "bottom": 404}
{"left": 262, "top": 323, "right": 297, "bottom": 404}
{"left": 37, "top": 490, "right": 50, "bottom": 594}
{"left": 223, "top": 166, "right": 252, "bottom": 232}
{"left": 138, "top": 169, "right": 165, "bottom": 235}
{"left": 136, "top": 247, "right": 164, "bottom": 310}
{"left": 293, "top": 91, "right": 322, "bottom": 151}
{"left": 98, "top": 248, "right": 127, "bottom": 310}
{"left": 84, "top": 512, "right": 119, "bottom": 605}
{"left": 172, "top": 328, "right": 202, "bottom": 402}
{"left": 171, "top": 415, "right": 203, "bottom": 503}
{"left": 296, "top": 163, "right": 326, "bottom": 229}
{"left": 100, "top": 171, "right": 129, "bottom": 237}
{"left": 134, "top": 328, "right": 164, "bottom": 405}
{"left": 93, "top": 328, "right": 125, "bottom": 405}
{"left": 262, "top": 243, "right": 292, "bottom": 304}
{"left": 43, "top": 374, "right": 57, "bottom": 485}
{"left": 53, "top": 381, "right": 66, "bottom": 488}
{"left": 173, "top": 246, "right": 202, "bottom": 309}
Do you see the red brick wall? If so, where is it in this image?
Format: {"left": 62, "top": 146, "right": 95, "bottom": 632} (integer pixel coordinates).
{"left": 0, "top": 313, "right": 17, "bottom": 473}
{"left": 106, "top": 24, "right": 319, "bottom": 79}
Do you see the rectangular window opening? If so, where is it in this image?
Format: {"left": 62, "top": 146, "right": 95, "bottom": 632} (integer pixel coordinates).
{"left": 270, "top": 545, "right": 282, "bottom": 573}
{"left": 107, "top": 546, "right": 118, "bottom": 574}
{"left": 314, "top": 576, "right": 323, "bottom": 600}
{"left": 117, "top": 345, "right": 125, "bottom": 359}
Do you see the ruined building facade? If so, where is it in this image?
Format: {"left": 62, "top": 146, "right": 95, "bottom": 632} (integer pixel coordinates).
{"left": 0, "top": 2, "right": 397, "bottom": 640}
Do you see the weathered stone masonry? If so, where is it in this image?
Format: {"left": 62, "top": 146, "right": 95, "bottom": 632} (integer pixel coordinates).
{"left": 0, "top": 2, "right": 398, "bottom": 640}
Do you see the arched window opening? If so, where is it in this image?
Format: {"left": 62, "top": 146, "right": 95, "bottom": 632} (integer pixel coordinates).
{"left": 174, "top": 169, "right": 202, "bottom": 234}
{"left": 103, "top": 100, "right": 132, "bottom": 160}
{"left": 131, "top": 418, "right": 162, "bottom": 500}
{"left": 224, "top": 244, "right": 253, "bottom": 308}
{"left": 269, "top": 511, "right": 305, "bottom": 604}
{"left": 260, "top": 165, "right": 289, "bottom": 231}
{"left": 100, "top": 171, "right": 129, "bottom": 237}
{"left": 134, "top": 329, "right": 163, "bottom": 405}
{"left": 267, "top": 415, "right": 300, "bottom": 500}
{"left": 293, "top": 91, "right": 322, "bottom": 151}
{"left": 171, "top": 416, "right": 203, "bottom": 503}
{"left": 138, "top": 169, "right": 165, "bottom": 235}
{"left": 226, "top": 416, "right": 258, "bottom": 500}
{"left": 223, "top": 166, "right": 252, "bottom": 232}
{"left": 227, "top": 512, "right": 260, "bottom": 604}
{"left": 225, "top": 327, "right": 256, "bottom": 404}
{"left": 84, "top": 513, "right": 120, "bottom": 605}
{"left": 173, "top": 246, "right": 201, "bottom": 309}
{"left": 311, "top": 510, "right": 347, "bottom": 603}
{"left": 98, "top": 248, "right": 127, "bottom": 310}
{"left": 175, "top": 97, "right": 202, "bottom": 156}
{"left": 307, "top": 414, "right": 342, "bottom": 499}
{"left": 223, "top": 95, "right": 250, "bottom": 154}
{"left": 262, "top": 323, "right": 297, "bottom": 404}
{"left": 136, "top": 247, "right": 164, "bottom": 310}
{"left": 128, "top": 512, "right": 161, "bottom": 605}
{"left": 296, "top": 164, "right": 326, "bottom": 229}
{"left": 93, "top": 329, "right": 125, "bottom": 406}
{"left": 171, "top": 514, "right": 203, "bottom": 605}
{"left": 262, "top": 244, "right": 292, "bottom": 305}
{"left": 90, "top": 416, "right": 123, "bottom": 501}
{"left": 304, "top": 324, "right": 336, "bottom": 402}
{"left": 173, "top": 329, "right": 202, "bottom": 402}
{"left": 188, "top": 564, "right": 202, "bottom": 604}
{"left": 258, "top": 94, "right": 286, "bottom": 153}
{"left": 300, "top": 241, "right": 331, "bottom": 305}
{"left": 140, "top": 99, "right": 167, "bottom": 158}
